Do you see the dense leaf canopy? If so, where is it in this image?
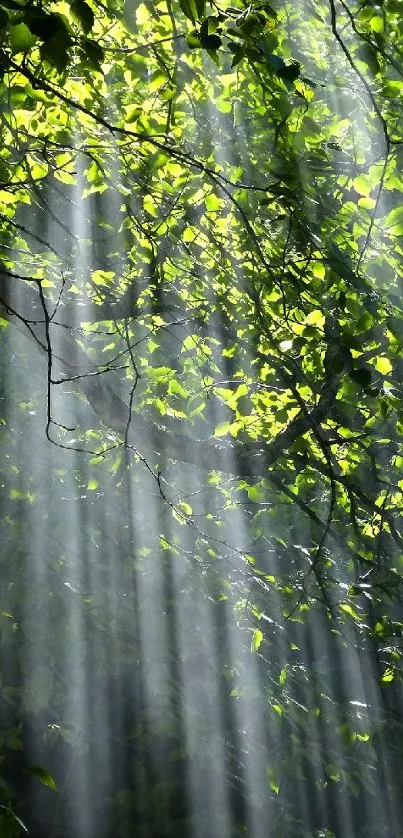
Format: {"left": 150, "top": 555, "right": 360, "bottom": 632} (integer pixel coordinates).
{"left": 1, "top": 0, "right": 403, "bottom": 836}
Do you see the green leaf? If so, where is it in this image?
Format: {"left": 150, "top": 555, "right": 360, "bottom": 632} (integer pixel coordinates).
{"left": 27, "top": 12, "right": 61, "bottom": 41}
{"left": 40, "top": 38, "right": 70, "bottom": 71}
{"left": 348, "top": 368, "right": 372, "bottom": 388}
{"left": 82, "top": 38, "right": 104, "bottom": 69}
{"left": 186, "top": 29, "right": 201, "bottom": 48}
{"left": 355, "top": 43, "right": 380, "bottom": 75}
{"left": 247, "top": 483, "right": 265, "bottom": 503}
{"left": 231, "top": 45, "right": 246, "bottom": 67}
{"left": 382, "top": 81, "right": 403, "bottom": 99}
{"left": 200, "top": 15, "right": 219, "bottom": 37}
{"left": 326, "top": 762, "right": 340, "bottom": 782}
{"left": 382, "top": 206, "right": 403, "bottom": 234}
{"left": 339, "top": 602, "right": 361, "bottom": 620}
{"left": 214, "top": 420, "right": 231, "bottom": 437}
{"left": 237, "top": 12, "right": 261, "bottom": 36}
{"left": 195, "top": 0, "right": 206, "bottom": 19}
{"left": 277, "top": 61, "right": 300, "bottom": 82}
{"left": 9, "top": 23, "right": 36, "bottom": 54}
{"left": 179, "top": 0, "right": 199, "bottom": 23}
{"left": 205, "top": 192, "right": 221, "bottom": 211}
{"left": 0, "top": 159, "right": 10, "bottom": 183}
{"left": 168, "top": 378, "right": 188, "bottom": 398}
{"left": 373, "top": 356, "right": 392, "bottom": 375}
{"left": 251, "top": 629, "right": 263, "bottom": 652}
{"left": 178, "top": 501, "right": 192, "bottom": 516}
{"left": 26, "top": 765, "right": 57, "bottom": 791}
{"left": 70, "top": 0, "right": 94, "bottom": 34}
{"left": 236, "top": 394, "right": 253, "bottom": 416}
{"left": 267, "top": 765, "right": 280, "bottom": 793}
{"left": 200, "top": 33, "right": 222, "bottom": 50}
{"left": 352, "top": 175, "right": 373, "bottom": 198}
{"left": 370, "top": 15, "right": 384, "bottom": 33}
{"left": 312, "top": 261, "right": 325, "bottom": 280}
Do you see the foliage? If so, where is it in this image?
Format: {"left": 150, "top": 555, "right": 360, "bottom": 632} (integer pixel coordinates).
{"left": 1, "top": 0, "right": 403, "bottom": 836}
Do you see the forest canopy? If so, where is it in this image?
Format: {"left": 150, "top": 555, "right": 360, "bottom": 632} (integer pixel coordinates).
{"left": 1, "top": 0, "right": 403, "bottom": 836}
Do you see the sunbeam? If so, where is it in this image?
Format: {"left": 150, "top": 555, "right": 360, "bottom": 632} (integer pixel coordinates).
{"left": 1, "top": 2, "right": 403, "bottom": 838}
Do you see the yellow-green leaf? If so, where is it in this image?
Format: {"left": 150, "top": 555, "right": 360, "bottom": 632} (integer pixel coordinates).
{"left": 27, "top": 765, "right": 57, "bottom": 791}
{"left": 373, "top": 356, "right": 392, "bottom": 375}
{"left": 352, "top": 175, "right": 373, "bottom": 197}
{"left": 251, "top": 628, "right": 263, "bottom": 652}
{"left": 214, "top": 420, "right": 231, "bottom": 437}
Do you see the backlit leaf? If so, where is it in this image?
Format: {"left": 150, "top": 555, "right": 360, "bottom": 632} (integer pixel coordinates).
{"left": 26, "top": 766, "right": 57, "bottom": 791}
{"left": 251, "top": 629, "right": 263, "bottom": 652}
